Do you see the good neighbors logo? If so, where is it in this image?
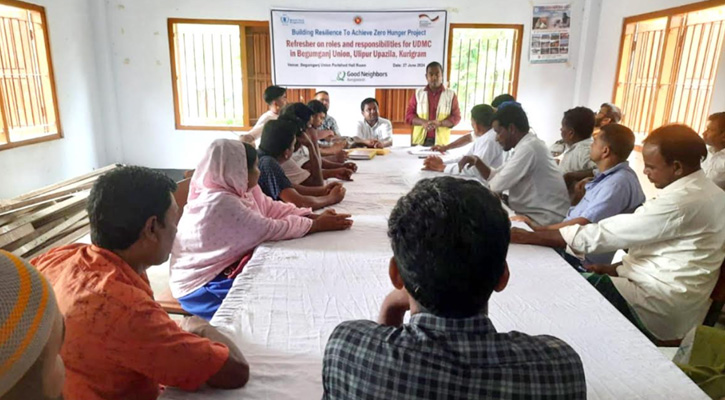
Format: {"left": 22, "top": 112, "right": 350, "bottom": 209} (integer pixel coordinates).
{"left": 333, "top": 70, "right": 388, "bottom": 83}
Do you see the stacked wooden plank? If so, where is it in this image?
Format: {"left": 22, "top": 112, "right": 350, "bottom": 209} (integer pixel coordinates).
{"left": 0, "top": 165, "right": 121, "bottom": 259}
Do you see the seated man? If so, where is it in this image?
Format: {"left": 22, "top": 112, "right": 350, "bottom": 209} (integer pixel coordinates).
{"left": 703, "top": 112, "right": 725, "bottom": 190}
{"left": 595, "top": 102, "right": 622, "bottom": 130}
{"left": 563, "top": 103, "right": 623, "bottom": 186}
{"left": 459, "top": 105, "right": 570, "bottom": 226}
{"left": 280, "top": 103, "right": 355, "bottom": 187}
{"left": 511, "top": 123, "right": 645, "bottom": 266}
{"left": 521, "top": 125, "right": 725, "bottom": 342}
{"left": 259, "top": 119, "right": 346, "bottom": 209}
{"left": 354, "top": 98, "right": 393, "bottom": 148}
{"left": 491, "top": 93, "right": 516, "bottom": 110}
{"left": 558, "top": 107, "right": 597, "bottom": 175}
{"left": 307, "top": 99, "right": 350, "bottom": 159}
{"left": 551, "top": 102, "right": 622, "bottom": 158}
{"left": 0, "top": 251, "right": 65, "bottom": 400}
{"left": 314, "top": 90, "right": 341, "bottom": 139}
{"left": 423, "top": 104, "right": 504, "bottom": 178}
{"left": 278, "top": 109, "right": 313, "bottom": 186}
{"left": 240, "top": 85, "right": 287, "bottom": 143}
{"left": 323, "top": 177, "right": 586, "bottom": 399}
{"left": 430, "top": 94, "right": 516, "bottom": 153}
{"left": 33, "top": 167, "right": 250, "bottom": 400}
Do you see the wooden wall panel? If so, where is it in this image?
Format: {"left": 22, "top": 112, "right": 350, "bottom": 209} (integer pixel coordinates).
{"left": 245, "top": 24, "right": 314, "bottom": 125}
{"left": 375, "top": 89, "right": 415, "bottom": 130}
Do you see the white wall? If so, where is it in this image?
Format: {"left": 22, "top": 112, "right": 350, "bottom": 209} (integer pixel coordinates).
{"left": 91, "top": 0, "right": 124, "bottom": 164}
{"left": 587, "top": 0, "right": 725, "bottom": 121}
{"left": 0, "top": 0, "right": 107, "bottom": 199}
{"left": 5, "top": 0, "right": 716, "bottom": 198}
{"left": 101, "top": 0, "right": 591, "bottom": 169}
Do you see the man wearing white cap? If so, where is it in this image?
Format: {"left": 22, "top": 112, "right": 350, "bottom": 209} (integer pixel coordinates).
{"left": 0, "top": 250, "right": 65, "bottom": 400}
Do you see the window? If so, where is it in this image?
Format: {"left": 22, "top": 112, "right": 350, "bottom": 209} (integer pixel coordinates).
{"left": 169, "top": 19, "right": 246, "bottom": 130}
{"left": 614, "top": 3, "right": 725, "bottom": 136}
{"left": 377, "top": 24, "right": 522, "bottom": 131}
{"left": 168, "top": 19, "right": 315, "bottom": 130}
{"left": 447, "top": 24, "right": 522, "bottom": 126}
{"left": 0, "top": 0, "right": 61, "bottom": 150}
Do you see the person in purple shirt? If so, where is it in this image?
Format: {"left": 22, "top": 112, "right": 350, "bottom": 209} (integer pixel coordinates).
{"left": 509, "top": 123, "right": 645, "bottom": 266}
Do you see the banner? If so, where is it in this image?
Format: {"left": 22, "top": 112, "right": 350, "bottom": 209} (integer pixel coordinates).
{"left": 530, "top": 4, "right": 571, "bottom": 64}
{"left": 270, "top": 9, "right": 448, "bottom": 87}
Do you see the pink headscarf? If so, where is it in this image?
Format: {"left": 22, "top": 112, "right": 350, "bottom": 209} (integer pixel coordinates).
{"left": 188, "top": 137, "right": 252, "bottom": 201}
{"left": 169, "top": 139, "right": 313, "bottom": 298}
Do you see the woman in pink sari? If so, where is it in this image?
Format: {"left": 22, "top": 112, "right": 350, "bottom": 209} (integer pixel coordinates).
{"left": 170, "top": 139, "right": 353, "bottom": 319}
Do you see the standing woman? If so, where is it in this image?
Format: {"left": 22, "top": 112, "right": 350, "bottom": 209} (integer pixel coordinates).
{"left": 170, "top": 139, "right": 353, "bottom": 319}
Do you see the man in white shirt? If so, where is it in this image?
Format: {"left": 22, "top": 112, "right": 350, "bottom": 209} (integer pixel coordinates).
{"left": 551, "top": 102, "right": 621, "bottom": 158}
{"left": 703, "top": 112, "right": 725, "bottom": 190}
{"left": 557, "top": 125, "right": 725, "bottom": 341}
{"left": 558, "top": 107, "right": 597, "bottom": 174}
{"left": 354, "top": 98, "right": 393, "bottom": 148}
{"left": 422, "top": 104, "right": 503, "bottom": 179}
{"left": 429, "top": 94, "right": 517, "bottom": 153}
{"left": 240, "top": 86, "right": 287, "bottom": 143}
{"left": 459, "top": 105, "right": 570, "bottom": 226}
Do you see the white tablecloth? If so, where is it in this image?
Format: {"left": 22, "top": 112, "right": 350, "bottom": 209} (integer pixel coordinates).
{"left": 161, "top": 148, "right": 707, "bottom": 400}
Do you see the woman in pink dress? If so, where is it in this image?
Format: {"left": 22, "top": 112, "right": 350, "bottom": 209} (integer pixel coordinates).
{"left": 170, "top": 139, "right": 353, "bottom": 319}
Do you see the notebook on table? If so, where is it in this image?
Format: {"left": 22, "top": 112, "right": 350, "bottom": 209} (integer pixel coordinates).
{"left": 347, "top": 149, "right": 376, "bottom": 160}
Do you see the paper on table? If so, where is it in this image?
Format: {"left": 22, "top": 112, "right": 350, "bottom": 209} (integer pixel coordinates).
{"left": 407, "top": 147, "right": 439, "bottom": 157}
{"left": 408, "top": 148, "right": 462, "bottom": 164}
{"left": 348, "top": 148, "right": 391, "bottom": 156}
{"left": 510, "top": 220, "right": 533, "bottom": 231}
{"left": 347, "top": 150, "right": 376, "bottom": 160}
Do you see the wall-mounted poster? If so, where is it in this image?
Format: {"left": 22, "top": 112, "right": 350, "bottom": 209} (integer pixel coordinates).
{"left": 530, "top": 4, "right": 570, "bottom": 64}
{"left": 270, "top": 9, "right": 448, "bottom": 87}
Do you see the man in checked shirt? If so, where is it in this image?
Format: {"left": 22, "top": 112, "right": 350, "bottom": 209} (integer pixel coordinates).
{"left": 322, "top": 176, "right": 586, "bottom": 399}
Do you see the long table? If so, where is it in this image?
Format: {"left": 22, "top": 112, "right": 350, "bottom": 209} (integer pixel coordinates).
{"left": 161, "top": 148, "right": 707, "bottom": 399}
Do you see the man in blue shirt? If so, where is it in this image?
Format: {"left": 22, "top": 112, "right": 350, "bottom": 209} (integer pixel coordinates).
{"left": 510, "top": 123, "right": 645, "bottom": 265}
